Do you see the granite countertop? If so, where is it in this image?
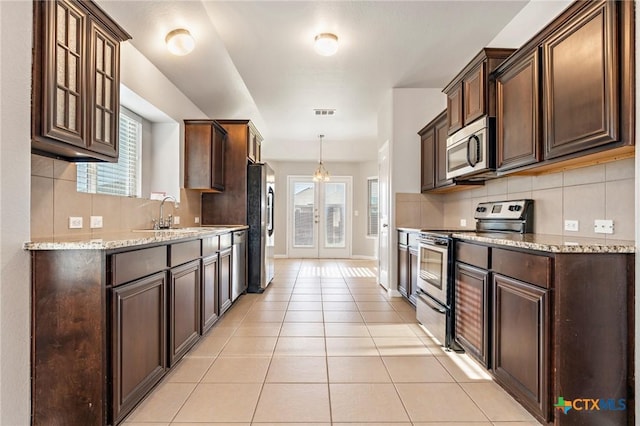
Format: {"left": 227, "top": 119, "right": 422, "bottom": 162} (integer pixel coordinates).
{"left": 24, "top": 225, "right": 249, "bottom": 251}
{"left": 452, "top": 232, "right": 636, "bottom": 254}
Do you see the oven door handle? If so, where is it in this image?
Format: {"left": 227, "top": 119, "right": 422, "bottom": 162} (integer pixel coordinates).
{"left": 418, "top": 290, "right": 447, "bottom": 314}
{"left": 466, "top": 134, "right": 480, "bottom": 167}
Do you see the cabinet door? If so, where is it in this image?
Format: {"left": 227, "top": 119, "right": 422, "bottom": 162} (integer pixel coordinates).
{"left": 492, "top": 273, "right": 549, "bottom": 421}
{"left": 86, "top": 20, "right": 119, "bottom": 157}
{"left": 112, "top": 272, "right": 166, "bottom": 423}
{"left": 408, "top": 246, "right": 419, "bottom": 305}
{"left": 37, "top": 0, "right": 86, "bottom": 148}
{"left": 397, "top": 244, "right": 409, "bottom": 298}
{"left": 496, "top": 50, "right": 540, "bottom": 171}
{"left": 446, "top": 82, "right": 464, "bottom": 134}
{"left": 543, "top": 0, "right": 618, "bottom": 159}
{"left": 211, "top": 124, "right": 226, "bottom": 191}
{"left": 219, "top": 247, "right": 233, "bottom": 315}
{"left": 255, "top": 138, "right": 262, "bottom": 163}
{"left": 169, "top": 260, "right": 201, "bottom": 366}
{"left": 201, "top": 254, "right": 219, "bottom": 334}
{"left": 184, "top": 122, "right": 213, "bottom": 189}
{"left": 434, "top": 112, "right": 452, "bottom": 188}
{"left": 454, "top": 262, "right": 490, "bottom": 367}
{"left": 420, "top": 129, "right": 435, "bottom": 192}
{"left": 463, "top": 64, "right": 485, "bottom": 125}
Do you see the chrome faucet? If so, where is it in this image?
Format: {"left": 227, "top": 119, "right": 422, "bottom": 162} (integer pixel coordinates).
{"left": 155, "top": 195, "right": 179, "bottom": 229}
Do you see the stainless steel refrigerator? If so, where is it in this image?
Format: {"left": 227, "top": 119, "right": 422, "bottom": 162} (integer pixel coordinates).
{"left": 247, "top": 163, "right": 275, "bottom": 292}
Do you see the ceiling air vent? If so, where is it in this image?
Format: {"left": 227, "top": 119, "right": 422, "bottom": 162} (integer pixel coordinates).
{"left": 314, "top": 109, "right": 336, "bottom": 116}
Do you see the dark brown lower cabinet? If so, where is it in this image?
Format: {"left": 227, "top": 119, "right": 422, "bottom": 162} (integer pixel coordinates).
{"left": 454, "top": 262, "right": 490, "bottom": 367}
{"left": 492, "top": 273, "right": 549, "bottom": 421}
{"left": 219, "top": 247, "right": 233, "bottom": 315}
{"left": 201, "top": 254, "right": 219, "bottom": 334}
{"left": 169, "top": 260, "right": 201, "bottom": 366}
{"left": 112, "top": 272, "right": 167, "bottom": 424}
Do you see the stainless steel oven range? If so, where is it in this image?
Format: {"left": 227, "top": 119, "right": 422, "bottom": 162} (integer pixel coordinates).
{"left": 416, "top": 199, "right": 534, "bottom": 351}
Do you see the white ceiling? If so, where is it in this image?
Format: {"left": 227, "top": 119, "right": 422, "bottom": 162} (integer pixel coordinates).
{"left": 98, "top": 0, "right": 529, "bottom": 162}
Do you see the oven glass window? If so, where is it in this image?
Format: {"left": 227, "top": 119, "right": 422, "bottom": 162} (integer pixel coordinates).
{"left": 419, "top": 247, "right": 443, "bottom": 290}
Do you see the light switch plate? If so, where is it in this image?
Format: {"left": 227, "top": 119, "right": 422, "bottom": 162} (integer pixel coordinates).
{"left": 564, "top": 220, "right": 579, "bottom": 232}
{"left": 594, "top": 219, "right": 614, "bottom": 234}
{"left": 69, "top": 216, "right": 83, "bottom": 229}
{"left": 194, "top": 216, "right": 200, "bottom": 224}
{"left": 460, "top": 219, "right": 467, "bottom": 227}
{"left": 90, "top": 216, "right": 103, "bottom": 229}
{"left": 173, "top": 216, "right": 180, "bottom": 225}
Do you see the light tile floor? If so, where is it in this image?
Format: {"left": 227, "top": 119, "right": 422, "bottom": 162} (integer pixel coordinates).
{"left": 124, "top": 258, "right": 541, "bottom": 426}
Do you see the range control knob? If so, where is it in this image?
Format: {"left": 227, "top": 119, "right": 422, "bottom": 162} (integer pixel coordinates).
{"left": 508, "top": 205, "right": 522, "bottom": 212}
{"left": 476, "top": 207, "right": 487, "bottom": 212}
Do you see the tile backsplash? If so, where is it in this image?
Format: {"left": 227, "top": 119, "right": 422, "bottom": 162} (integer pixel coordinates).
{"left": 30, "top": 155, "right": 201, "bottom": 239}
{"left": 396, "top": 158, "right": 635, "bottom": 241}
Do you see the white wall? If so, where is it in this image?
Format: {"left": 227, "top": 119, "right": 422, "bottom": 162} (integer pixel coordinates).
{"left": 120, "top": 43, "right": 208, "bottom": 198}
{"left": 270, "top": 160, "right": 378, "bottom": 259}
{"left": 391, "top": 88, "right": 447, "bottom": 194}
{"left": 0, "top": 1, "right": 32, "bottom": 423}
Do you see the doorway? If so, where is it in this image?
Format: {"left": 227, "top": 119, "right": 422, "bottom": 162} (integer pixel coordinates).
{"left": 287, "top": 176, "right": 352, "bottom": 258}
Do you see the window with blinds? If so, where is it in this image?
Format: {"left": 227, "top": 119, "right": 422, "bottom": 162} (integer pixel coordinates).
{"left": 77, "top": 108, "right": 141, "bottom": 197}
{"left": 367, "top": 178, "right": 379, "bottom": 237}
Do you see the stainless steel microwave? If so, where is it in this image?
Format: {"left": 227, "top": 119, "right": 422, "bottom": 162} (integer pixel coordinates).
{"left": 445, "top": 116, "right": 496, "bottom": 180}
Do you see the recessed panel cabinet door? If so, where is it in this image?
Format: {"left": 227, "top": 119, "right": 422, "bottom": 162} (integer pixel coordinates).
{"left": 543, "top": 0, "right": 618, "bottom": 159}
{"left": 492, "top": 273, "right": 549, "bottom": 421}
{"left": 201, "top": 254, "right": 219, "bottom": 334}
{"left": 496, "top": 50, "right": 540, "bottom": 171}
{"left": 112, "top": 272, "right": 166, "bottom": 423}
{"left": 463, "top": 64, "right": 485, "bottom": 125}
{"left": 219, "top": 247, "right": 233, "bottom": 315}
{"left": 420, "top": 129, "right": 435, "bottom": 192}
{"left": 434, "top": 112, "right": 452, "bottom": 188}
{"left": 169, "top": 260, "right": 201, "bottom": 366}
{"left": 446, "top": 82, "right": 464, "bottom": 134}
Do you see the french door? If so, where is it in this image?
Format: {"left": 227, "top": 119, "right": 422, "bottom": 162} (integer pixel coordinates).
{"left": 288, "top": 176, "right": 352, "bottom": 258}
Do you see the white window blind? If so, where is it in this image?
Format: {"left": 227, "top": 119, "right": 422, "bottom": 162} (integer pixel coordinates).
{"left": 77, "top": 108, "right": 141, "bottom": 197}
{"left": 367, "top": 178, "right": 379, "bottom": 237}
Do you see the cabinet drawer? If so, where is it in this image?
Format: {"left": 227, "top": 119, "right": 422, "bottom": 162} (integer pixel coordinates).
{"left": 112, "top": 246, "right": 167, "bottom": 286}
{"left": 170, "top": 240, "right": 201, "bottom": 267}
{"left": 202, "top": 235, "right": 220, "bottom": 257}
{"left": 456, "top": 241, "right": 490, "bottom": 269}
{"left": 492, "top": 248, "right": 551, "bottom": 289}
{"left": 219, "top": 233, "right": 232, "bottom": 249}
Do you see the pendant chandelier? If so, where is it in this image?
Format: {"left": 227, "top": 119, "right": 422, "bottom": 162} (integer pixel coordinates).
{"left": 313, "top": 134, "right": 330, "bottom": 182}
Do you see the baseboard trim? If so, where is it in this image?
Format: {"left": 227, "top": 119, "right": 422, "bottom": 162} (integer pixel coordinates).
{"left": 351, "top": 255, "right": 377, "bottom": 260}
{"left": 274, "top": 254, "right": 288, "bottom": 259}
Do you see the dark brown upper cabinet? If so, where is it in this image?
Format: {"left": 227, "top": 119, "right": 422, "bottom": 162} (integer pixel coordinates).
{"left": 492, "top": 0, "right": 634, "bottom": 175}
{"left": 542, "top": 0, "right": 618, "bottom": 159}
{"left": 443, "top": 48, "right": 515, "bottom": 135}
{"left": 184, "top": 120, "right": 227, "bottom": 192}
{"left": 418, "top": 121, "right": 435, "bottom": 192}
{"left": 495, "top": 50, "right": 541, "bottom": 171}
{"left": 32, "top": 0, "right": 130, "bottom": 162}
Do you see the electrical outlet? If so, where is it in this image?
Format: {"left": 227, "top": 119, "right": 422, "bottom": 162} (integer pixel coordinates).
{"left": 460, "top": 219, "right": 467, "bottom": 227}
{"left": 68, "top": 216, "right": 83, "bottom": 229}
{"left": 173, "top": 216, "right": 180, "bottom": 225}
{"left": 594, "top": 219, "right": 614, "bottom": 234}
{"left": 354, "top": 210, "right": 359, "bottom": 217}
{"left": 564, "top": 220, "right": 579, "bottom": 232}
{"left": 90, "top": 216, "right": 103, "bottom": 229}
{"left": 194, "top": 216, "right": 200, "bottom": 224}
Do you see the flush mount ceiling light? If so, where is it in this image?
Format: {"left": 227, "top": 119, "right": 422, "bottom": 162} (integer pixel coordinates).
{"left": 165, "top": 29, "right": 195, "bottom": 56}
{"left": 314, "top": 33, "right": 339, "bottom": 56}
{"left": 313, "top": 134, "right": 330, "bottom": 182}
